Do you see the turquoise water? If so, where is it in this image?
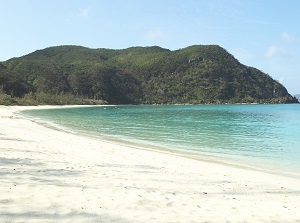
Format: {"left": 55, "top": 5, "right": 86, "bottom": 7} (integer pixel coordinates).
{"left": 21, "top": 104, "right": 300, "bottom": 176}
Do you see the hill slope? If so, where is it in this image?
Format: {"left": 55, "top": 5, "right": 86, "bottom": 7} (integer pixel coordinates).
{"left": 0, "top": 45, "right": 298, "bottom": 104}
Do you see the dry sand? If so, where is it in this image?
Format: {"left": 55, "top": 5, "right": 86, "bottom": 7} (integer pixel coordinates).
{"left": 0, "top": 105, "right": 299, "bottom": 223}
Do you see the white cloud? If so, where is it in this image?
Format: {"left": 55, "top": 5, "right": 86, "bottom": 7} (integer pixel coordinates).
{"left": 145, "top": 29, "right": 164, "bottom": 41}
{"left": 68, "top": 6, "right": 91, "bottom": 19}
{"left": 77, "top": 7, "right": 90, "bottom": 18}
{"left": 281, "top": 32, "right": 296, "bottom": 43}
{"left": 278, "top": 77, "right": 285, "bottom": 84}
{"left": 265, "top": 45, "right": 287, "bottom": 58}
{"left": 232, "top": 48, "right": 253, "bottom": 62}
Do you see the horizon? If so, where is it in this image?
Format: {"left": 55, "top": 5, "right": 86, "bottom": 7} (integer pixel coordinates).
{"left": 1, "top": 0, "right": 299, "bottom": 94}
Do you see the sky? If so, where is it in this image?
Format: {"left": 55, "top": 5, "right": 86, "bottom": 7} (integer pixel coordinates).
{"left": 1, "top": 0, "right": 299, "bottom": 95}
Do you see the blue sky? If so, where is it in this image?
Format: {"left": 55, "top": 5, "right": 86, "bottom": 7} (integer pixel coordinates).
{"left": 1, "top": 0, "right": 299, "bottom": 94}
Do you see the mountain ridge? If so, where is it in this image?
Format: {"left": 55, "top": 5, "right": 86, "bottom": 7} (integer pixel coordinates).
{"left": 0, "top": 44, "right": 298, "bottom": 105}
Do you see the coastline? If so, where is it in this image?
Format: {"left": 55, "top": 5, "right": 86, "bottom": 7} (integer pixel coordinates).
{"left": 1, "top": 105, "right": 300, "bottom": 222}
{"left": 19, "top": 104, "right": 300, "bottom": 180}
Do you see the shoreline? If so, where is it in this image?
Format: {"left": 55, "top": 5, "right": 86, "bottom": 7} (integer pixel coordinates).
{"left": 18, "top": 105, "right": 300, "bottom": 180}
{"left": 1, "top": 105, "right": 300, "bottom": 222}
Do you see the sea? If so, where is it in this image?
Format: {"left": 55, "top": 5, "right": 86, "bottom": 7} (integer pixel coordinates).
{"left": 21, "top": 104, "right": 300, "bottom": 177}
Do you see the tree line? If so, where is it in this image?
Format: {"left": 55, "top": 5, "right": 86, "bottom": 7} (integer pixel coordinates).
{"left": 0, "top": 45, "right": 298, "bottom": 105}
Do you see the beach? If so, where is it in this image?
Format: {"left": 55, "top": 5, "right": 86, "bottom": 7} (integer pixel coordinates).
{"left": 1, "top": 106, "right": 300, "bottom": 223}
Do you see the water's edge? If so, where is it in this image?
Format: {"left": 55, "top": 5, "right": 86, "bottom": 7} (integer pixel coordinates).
{"left": 18, "top": 105, "right": 300, "bottom": 179}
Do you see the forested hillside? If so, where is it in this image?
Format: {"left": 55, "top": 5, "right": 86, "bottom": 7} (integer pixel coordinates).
{"left": 0, "top": 45, "right": 298, "bottom": 105}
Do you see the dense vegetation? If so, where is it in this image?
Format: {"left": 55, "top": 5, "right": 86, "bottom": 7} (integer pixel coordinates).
{"left": 0, "top": 45, "right": 298, "bottom": 105}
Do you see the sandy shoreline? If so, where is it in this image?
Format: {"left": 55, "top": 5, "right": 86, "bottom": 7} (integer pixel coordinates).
{"left": 1, "top": 106, "right": 300, "bottom": 222}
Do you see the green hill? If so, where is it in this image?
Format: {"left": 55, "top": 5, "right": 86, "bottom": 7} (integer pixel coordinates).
{"left": 0, "top": 45, "right": 298, "bottom": 105}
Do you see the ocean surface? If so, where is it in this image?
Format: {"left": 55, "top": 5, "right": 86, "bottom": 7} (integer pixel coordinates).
{"left": 21, "top": 104, "right": 300, "bottom": 177}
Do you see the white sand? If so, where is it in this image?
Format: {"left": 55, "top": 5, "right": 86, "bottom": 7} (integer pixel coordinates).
{"left": 0, "top": 105, "right": 299, "bottom": 223}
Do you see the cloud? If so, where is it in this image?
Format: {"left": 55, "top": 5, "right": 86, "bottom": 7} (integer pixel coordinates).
{"left": 281, "top": 32, "right": 296, "bottom": 43}
{"left": 145, "top": 29, "right": 164, "bottom": 41}
{"left": 265, "top": 32, "right": 297, "bottom": 59}
{"left": 77, "top": 7, "right": 91, "bottom": 18}
{"left": 265, "top": 45, "right": 287, "bottom": 58}
{"left": 68, "top": 6, "right": 91, "bottom": 20}
{"left": 278, "top": 77, "right": 285, "bottom": 84}
{"left": 232, "top": 48, "right": 253, "bottom": 62}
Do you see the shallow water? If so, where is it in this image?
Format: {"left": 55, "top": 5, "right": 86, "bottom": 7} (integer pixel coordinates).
{"left": 22, "top": 104, "right": 300, "bottom": 176}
